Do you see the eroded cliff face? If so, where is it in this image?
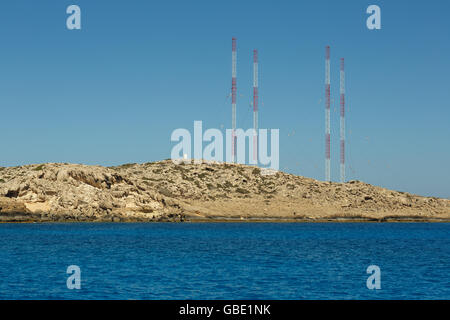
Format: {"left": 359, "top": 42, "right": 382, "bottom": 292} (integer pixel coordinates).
{"left": 0, "top": 161, "right": 449, "bottom": 222}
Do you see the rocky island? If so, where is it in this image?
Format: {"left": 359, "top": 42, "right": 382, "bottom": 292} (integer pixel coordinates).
{"left": 0, "top": 160, "right": 449, "bottom": 222}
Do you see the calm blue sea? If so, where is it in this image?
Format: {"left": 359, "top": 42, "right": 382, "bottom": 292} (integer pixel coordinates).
{"left": 0, "top": 222, "right": 449, "bottom": 300}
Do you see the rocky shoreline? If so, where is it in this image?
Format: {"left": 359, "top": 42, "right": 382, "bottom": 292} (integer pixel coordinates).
{"left": 0, "top": 161, "right": 449, "bottom": 223}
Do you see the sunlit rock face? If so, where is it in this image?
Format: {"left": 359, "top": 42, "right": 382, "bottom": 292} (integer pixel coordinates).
{"left": 0, "top": 161, "right": 449, "bottom": 222}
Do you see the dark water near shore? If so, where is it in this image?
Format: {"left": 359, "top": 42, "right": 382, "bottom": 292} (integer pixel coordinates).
{"left": 0, "top": 222, "right": 449, "bottom": 299}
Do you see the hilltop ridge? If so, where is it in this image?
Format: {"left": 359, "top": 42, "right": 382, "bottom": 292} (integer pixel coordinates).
{"left": 0, "top": 160, "right": 449, "bottom": 222}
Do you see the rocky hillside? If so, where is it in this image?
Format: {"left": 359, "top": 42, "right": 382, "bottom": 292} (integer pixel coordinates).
{"left": 0, "top": 161, "right": 449, "bottom": 222}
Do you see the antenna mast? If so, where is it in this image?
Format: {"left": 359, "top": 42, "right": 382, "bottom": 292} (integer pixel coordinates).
{"left": 325, "top": 46, "right": 331, "bottom": 182}
{"left": 231, "top": 38, "right": 237, "bottom": 163}
{"left": 340, "top": 58, "right": 345, "bottom": 183}
{"left": 253, "top": 49, "right": 258, "bottom": 163}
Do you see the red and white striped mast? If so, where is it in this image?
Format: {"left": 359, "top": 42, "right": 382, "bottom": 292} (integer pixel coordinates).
{"left": 340, "top": 58, "right": 345, "bottom": 183}
{"left": 325, "top": 46, "right": 331, "bottom": 182}
{"left": 253, "top": 49, "right": 258, "bottom": 163}
{"left": 231, "top": 38, "right": 237, "bottom": 163}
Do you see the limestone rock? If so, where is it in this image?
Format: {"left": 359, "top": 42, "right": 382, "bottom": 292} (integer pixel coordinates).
{"left": 0, "top": 161, "right": 448, "bottom": 222}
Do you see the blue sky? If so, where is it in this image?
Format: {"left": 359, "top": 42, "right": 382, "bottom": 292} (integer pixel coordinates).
{"left": 0, "top": 0, "right": 449, "bottom": 198}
